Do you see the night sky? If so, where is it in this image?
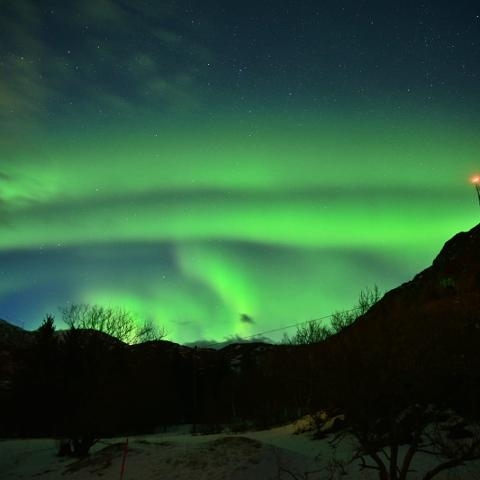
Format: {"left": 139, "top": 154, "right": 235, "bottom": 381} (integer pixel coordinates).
{"left": 1, "top": 1, "right": 479, "bottom": 344}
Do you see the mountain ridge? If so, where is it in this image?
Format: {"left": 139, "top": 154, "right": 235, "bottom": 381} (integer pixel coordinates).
{"left": 1, "top": 223, "right": 479, "bottom": 437}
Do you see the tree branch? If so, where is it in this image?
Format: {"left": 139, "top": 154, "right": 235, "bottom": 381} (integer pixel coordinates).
{"left": 422, "top": 458, "right": 464, "bottom": 480}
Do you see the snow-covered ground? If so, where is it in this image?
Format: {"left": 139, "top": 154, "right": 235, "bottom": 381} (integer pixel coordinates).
{"left": 1, "top": 422, "right": 479, "bottom": 479}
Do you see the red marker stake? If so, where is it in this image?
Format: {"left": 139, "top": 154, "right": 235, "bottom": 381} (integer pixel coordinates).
{"left": 120, "top": 438, "right": 129, "bottom": 480}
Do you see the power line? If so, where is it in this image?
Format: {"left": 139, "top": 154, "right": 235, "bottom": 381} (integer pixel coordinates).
{"left": 201, "top": 306, "right": 363, "bottom": 348}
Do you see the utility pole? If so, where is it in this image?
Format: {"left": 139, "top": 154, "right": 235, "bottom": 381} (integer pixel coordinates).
{"left": 472, "top": 175, "right": 480, "bottom": 206}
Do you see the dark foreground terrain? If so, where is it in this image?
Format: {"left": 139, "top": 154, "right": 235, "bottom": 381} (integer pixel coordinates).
{"left": 1, "top": 225, "right": 479, "bottom": 478}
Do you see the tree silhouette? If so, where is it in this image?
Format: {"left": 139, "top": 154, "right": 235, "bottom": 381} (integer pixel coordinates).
{"left": 61, "top": 304, "right": 166, "bottom": 344}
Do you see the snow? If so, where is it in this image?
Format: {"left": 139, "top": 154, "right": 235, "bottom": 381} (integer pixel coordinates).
{"left": 1, "top": 423, "right": 479, "bottom": 479}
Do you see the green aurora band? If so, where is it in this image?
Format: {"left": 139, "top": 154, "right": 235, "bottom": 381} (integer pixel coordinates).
{"left": 1, "top": 115, "right": 478, "bottom": 343}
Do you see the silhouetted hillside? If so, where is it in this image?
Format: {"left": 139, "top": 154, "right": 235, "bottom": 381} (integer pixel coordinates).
{"left": 307, "top": 223, "right": 480, "bottom": 433}
{"left": 1, "top": 224, "right": 479, "bottom": 440}
{"left": 0, "top": 319, "right": 33, "bottom": 348}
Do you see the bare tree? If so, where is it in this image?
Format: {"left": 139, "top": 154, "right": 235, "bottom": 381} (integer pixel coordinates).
{"left": 349, "top": 406, "right": 480, "bottom": 480}
{"left": 134, "top": 318, "right": 167, "bottom": 343}
{"left": 284, "top": 286, "right": 383, "bottom": 345}
{"left": 56, "top": 304, "right": 169, "bottom": 456}
{"left": 283, "top": 319, "right": 332, "bottom": 345}
{"left": 330, "top": 285, "right": 382, "bottom": 334}
{"left": 324, "top": 289, "right": 480, "bottom": 480}
{"left": 60, "top": 304, "right": 166, "bottom": 344}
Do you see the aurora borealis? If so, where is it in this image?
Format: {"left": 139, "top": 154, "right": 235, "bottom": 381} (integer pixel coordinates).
{"left": 1, "top": 1, "right": 479, "bottom": 344}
